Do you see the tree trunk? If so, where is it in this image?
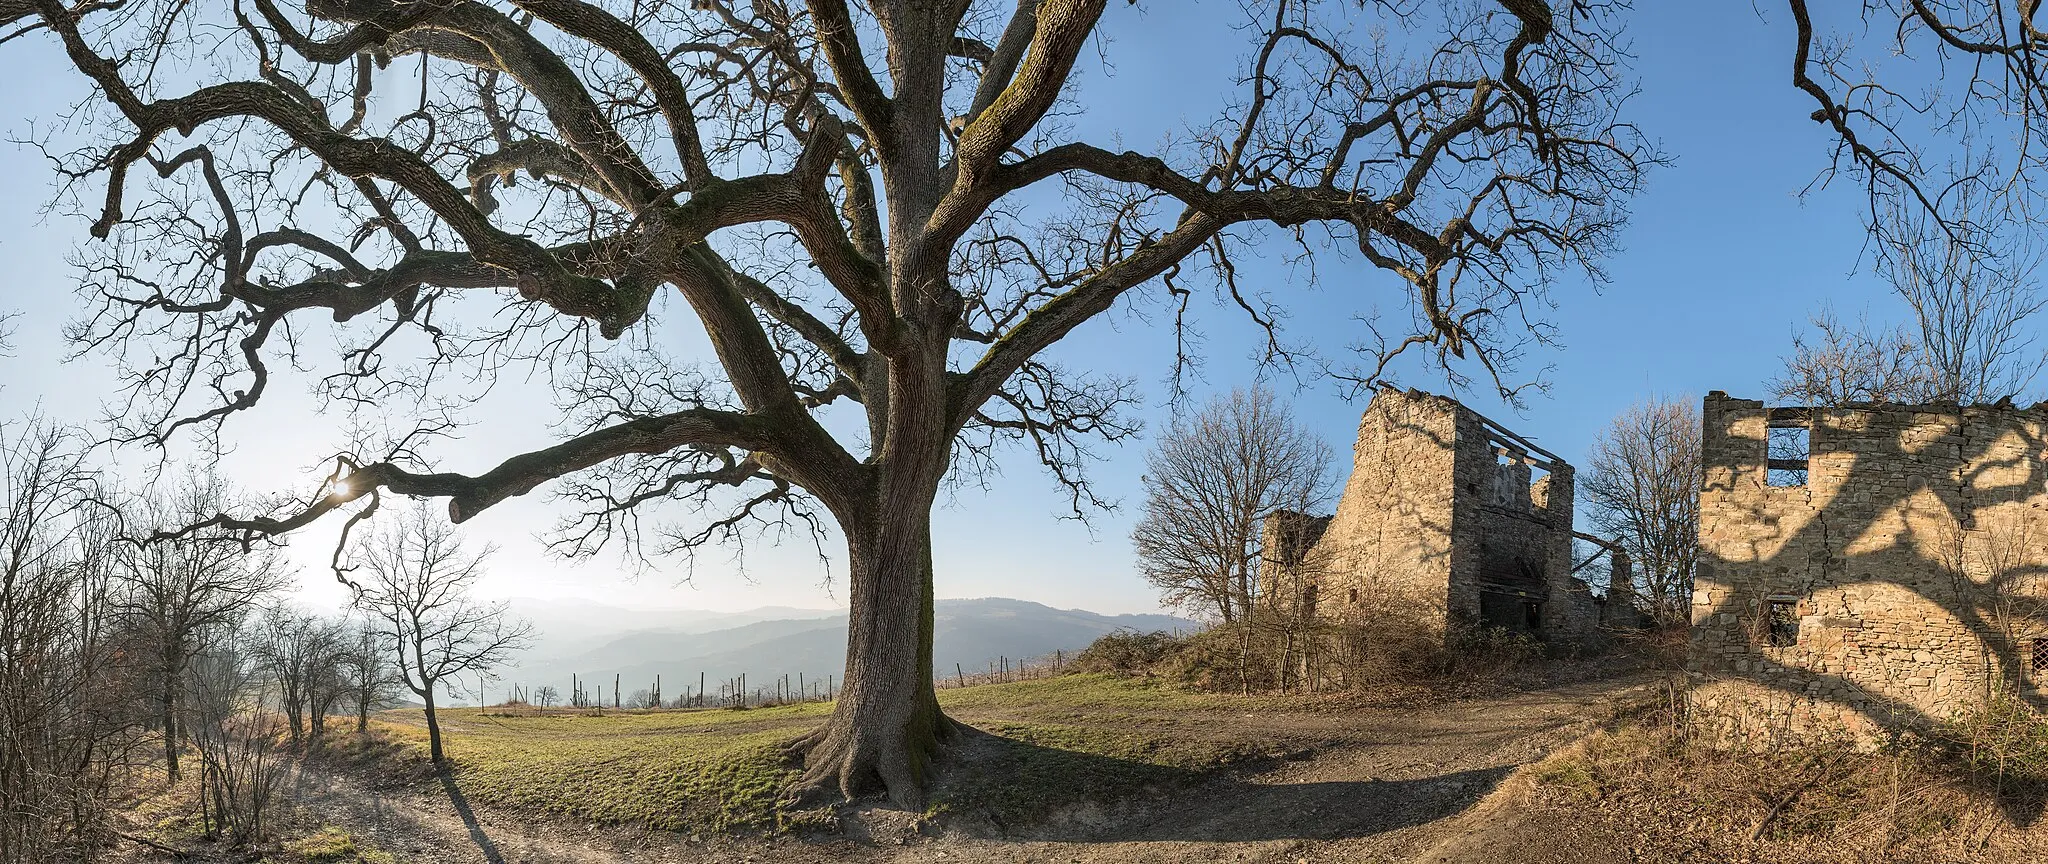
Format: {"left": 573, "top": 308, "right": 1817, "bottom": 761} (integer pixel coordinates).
{"left": 787, "top": 484, "right": 956, "bottom": 808}
{"left": 422, "top": 686, "right": 444, "bottom": 762}
{"left": 160, "top": 685, "right": 179, "bottom": 782}
{"left": 357, "top": 693, "right": 369, "bottom": 733}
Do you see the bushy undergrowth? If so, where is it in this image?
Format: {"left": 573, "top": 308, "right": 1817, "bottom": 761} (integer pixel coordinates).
{"left": 1071, "top": 612, "right": 1554, "bottom": 694}
{"left": 1928, "top": 693, "right": 2048, "bottom": 788}
{"left": 1071, "top": 629, "right": 1184, "bottom": 676}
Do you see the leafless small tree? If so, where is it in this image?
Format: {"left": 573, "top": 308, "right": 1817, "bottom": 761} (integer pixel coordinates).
{"left": 1580, "top": 397, "right": 1702, "bottom": 627}
{"left": 248, "top": 606, "right": 350, "bottom": 746}
{"left": 336, "top": 618, "right": 404, "bottom": 733}
{"left": 349, "top": 503, "right": 532, "bottom": 761}
{"left": 533, "top": 685, "right": 559, "bottom": 713}
{"left": 1132, "top": 387, "right": 1333, "bottom": 624}
{"left": 115, "top": 473, "right": 288, "bottom": 779}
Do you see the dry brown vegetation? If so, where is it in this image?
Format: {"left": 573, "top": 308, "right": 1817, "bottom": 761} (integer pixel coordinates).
{"left": 1442, "top": 682, "right": 2048, "bottom": 864}
{"left": 1071, "top": 615, "right": 1555, "bottom": 697}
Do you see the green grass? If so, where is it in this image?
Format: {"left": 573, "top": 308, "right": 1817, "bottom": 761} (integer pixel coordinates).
{"left": 366, "top": 675, "right": 1304, "bottom": 835}
{"left": 270, "top": 825, "right": 398, "bottom": 864}
{"left": 937, "top": 673, "right": 1240, "bottom": 713}
{"left": 374, "top": 703, "right": 833, "bottom": 832}
{"left": 279, "top": 826, "right": 364, "bottom": 863}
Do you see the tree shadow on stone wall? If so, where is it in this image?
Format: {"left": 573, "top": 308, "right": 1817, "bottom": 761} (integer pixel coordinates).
{"left": 1694, "top": 400, "right": 2048, "bottom": 826}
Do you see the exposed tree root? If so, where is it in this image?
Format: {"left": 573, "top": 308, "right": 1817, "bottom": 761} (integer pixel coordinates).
{"left": 783, "top": 709, "right": 966, "bottom": 810}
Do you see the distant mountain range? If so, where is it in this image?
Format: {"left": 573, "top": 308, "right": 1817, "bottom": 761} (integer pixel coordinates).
{"left": 496, "top": 597, "right": 1196, "bottom": 699}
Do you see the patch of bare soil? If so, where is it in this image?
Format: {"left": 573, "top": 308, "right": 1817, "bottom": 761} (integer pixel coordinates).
{"left": 236, "top": 669, "right": 1656, "bottom": 864}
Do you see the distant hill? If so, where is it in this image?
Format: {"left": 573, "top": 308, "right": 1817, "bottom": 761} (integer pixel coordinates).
{"left": 500, "top": 598, "right": 1196, "bottom": 699}
{"left": 501, "top": 598, "right": 839, "bottom": 659}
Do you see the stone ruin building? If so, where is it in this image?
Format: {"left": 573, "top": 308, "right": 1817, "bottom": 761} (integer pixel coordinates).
{"left": 1265, "top": 388, "right": 1626, "bottom": 649}
{"left": 1690, "top": 393, "right": 2048, "bottom": 745}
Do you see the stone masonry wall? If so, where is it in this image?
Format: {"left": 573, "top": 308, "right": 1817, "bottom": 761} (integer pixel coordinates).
{"left": 1286, "top": 388, "right": 1601, "bottom": 647}
{"left": 1445, "top": 407, "right": 1600, "bottom": 646}
{"left": 1304, "top": 389, "right": 1464, "bottom": 630}
{"left": 1690, "top": 392, "right": 2048, "bottom": 747}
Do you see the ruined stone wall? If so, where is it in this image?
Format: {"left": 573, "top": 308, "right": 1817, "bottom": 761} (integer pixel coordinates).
{"left": 1444, "top": 409, "right": 1599, "bottom": 646}
{"left": 1304, "top": 390, "right": 1464, "bottom": 629}
{"left": 1290, "top": 388, "right": 1600, "bottom": 646}
{"left": 1690, "top": 393, "right": 2048, "bottom": 747}
{"left": 1260, "top": 509, "right": 1333, "bottom": 613}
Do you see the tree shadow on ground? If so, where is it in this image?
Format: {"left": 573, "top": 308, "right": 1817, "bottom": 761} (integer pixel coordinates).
{"left": 1997, "top": 786, "right": 2047, "bottom": 827}
{"left": 435, "top": 764, "right": 505, "bottom": 864}
{"left": 288, "top": 765, "right": 458, "bottom": 856}
{"left": 936, "top": 726, "right": 1512, "bottom": 843}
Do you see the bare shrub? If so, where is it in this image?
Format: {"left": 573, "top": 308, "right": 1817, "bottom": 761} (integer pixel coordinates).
{"left": 1081, "top": 607, "right": 1544, "bottom": 695}
{"left": 1769, "top": 307, "right": 1931, "bottom": 407}
{"left": 183, "top": 644, "right": 292, "bottom": 847}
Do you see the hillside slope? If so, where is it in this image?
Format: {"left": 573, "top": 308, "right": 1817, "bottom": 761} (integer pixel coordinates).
{"left": 505, "top": 598, "right": 1194, "bottom": 695}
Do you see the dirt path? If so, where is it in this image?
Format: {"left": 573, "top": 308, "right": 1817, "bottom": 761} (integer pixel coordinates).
{"left": 285, "top": 673, "right": 1656, "bottom": 864}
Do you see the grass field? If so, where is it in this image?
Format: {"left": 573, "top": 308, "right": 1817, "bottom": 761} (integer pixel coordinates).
{"left": 363, "top": 674, "right": 1305, "bottom": 833}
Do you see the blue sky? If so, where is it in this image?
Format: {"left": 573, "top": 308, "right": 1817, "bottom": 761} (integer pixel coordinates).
{"left": 0, "top": 3, "right": 1903, "bottom": 616}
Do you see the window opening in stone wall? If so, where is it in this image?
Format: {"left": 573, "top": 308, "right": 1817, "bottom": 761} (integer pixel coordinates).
{"left": 1767, "top": 424, "right": 1810, "bottom": 487}
{"left": 1491, "top": 447, "right": 1537, "bottom": 510}
{"left": 2033, "top": 639, "right": 2048, "bottom": 680}
{"left": 1479, "top": 543, "right": 1545, "bottom": 588}
{"left": 1480, "top": 590, "right": 1542, "bottom": 633}
{"left": 1764, "top": 598, "right": 1799, "bottom": 647}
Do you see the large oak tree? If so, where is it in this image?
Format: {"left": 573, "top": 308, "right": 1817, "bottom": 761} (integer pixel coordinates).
{"left": 13, "top": 0, "right": 2032, "bottom": 806}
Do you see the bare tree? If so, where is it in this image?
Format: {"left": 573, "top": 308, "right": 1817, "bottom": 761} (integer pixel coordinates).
{"left": 1132, "top": 387, "right": 1332, "bottom": 623}
{"left": 336, "top": 618, "right": 404, "bottom": 732}
{"left": 1876, "top": 192, "right": 2048, "bottom": 405}
{"left": 0, "top": 418, "right": 136, "bottom": 862}
{"left": 115, "top": 474, "right": 288, "bottom": 779}
{"left": 1768, "top": 307, "right": 1931, "bottom": 407}
{"left": 350, "top": 504, "right": 531, "bottom": 762}
{"left": 9, "top": 0, "right": 1654, "bottom": 803}
{"left": 1580, "top": 397, "right": 1701, "bottom": 627}
{"left": 533, "top": 685, "right": 559, "bottom": 712}
{"left": 248, "top": 606, "right": 349, "bottom": 746}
